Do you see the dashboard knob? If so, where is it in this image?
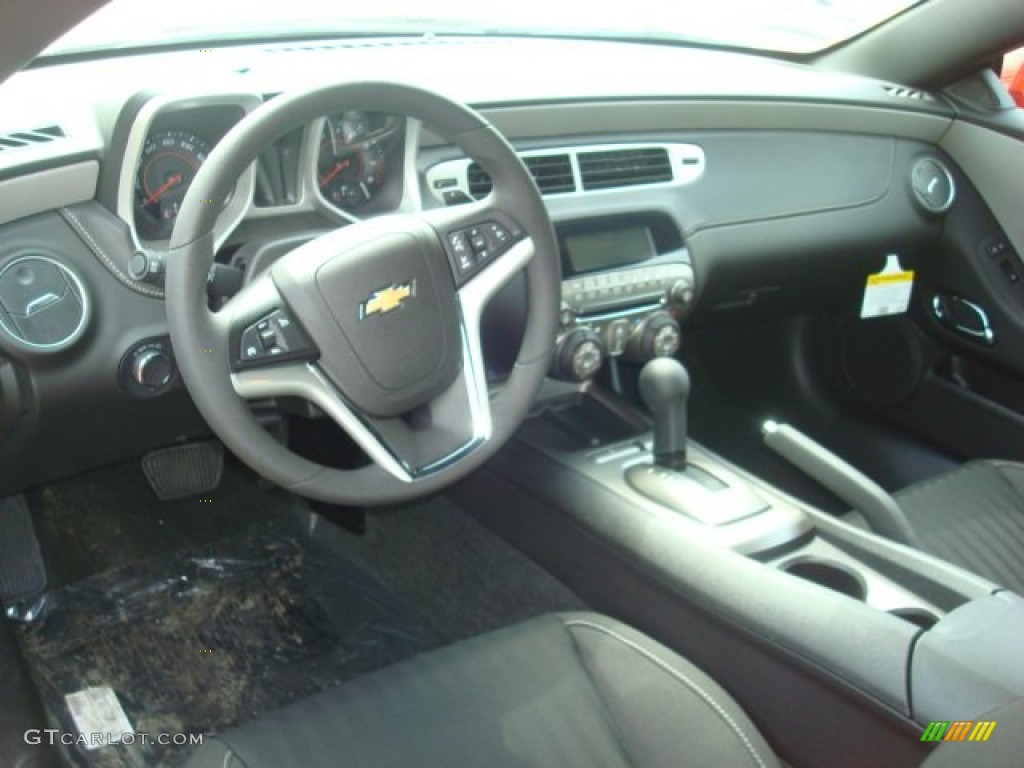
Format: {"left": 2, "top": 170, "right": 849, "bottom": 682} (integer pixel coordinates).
{"left": 132, "top": 348, "right": 173, "bottom": 389}
{"left": 668, "top": 277, "right": 695, "bottom": 307}
{"left": 625, "top": 311, "right": 681, "bottom": 362}
{"left": 552, "top": 329, "right": 605, "bottom": 382}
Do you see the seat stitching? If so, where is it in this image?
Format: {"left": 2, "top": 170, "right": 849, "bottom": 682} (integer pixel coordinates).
{"left": 559, "top": 619, "right": 640, "bottom": 768}
{"left": 59, "top": 206, "right": 165, "bottom": 298}
{"left": 564, "top": 619, "right": 769, "bottom": 768}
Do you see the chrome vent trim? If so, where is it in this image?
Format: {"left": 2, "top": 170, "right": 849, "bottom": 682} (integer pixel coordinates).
{"left": 427, "top": 143, "right": 705, "bottom": 205}
{"left": 0, "top": 125, "right": 65, "bottom": 152}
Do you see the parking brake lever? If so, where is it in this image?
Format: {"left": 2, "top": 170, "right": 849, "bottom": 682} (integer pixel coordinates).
{"left": 762, "top": 421, "right": 922, "bottom": 548}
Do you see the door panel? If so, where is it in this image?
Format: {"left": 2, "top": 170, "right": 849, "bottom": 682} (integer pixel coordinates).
{"left": 888, "top": 108, "right": 1024, "bottom": 457}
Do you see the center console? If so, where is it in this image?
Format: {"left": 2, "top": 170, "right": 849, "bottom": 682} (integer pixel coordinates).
{"left": 549, "top": 214, "right": 695, "bottom": 381}
{"left": 455, "top": 346, "right": 1024, "bottom": 766}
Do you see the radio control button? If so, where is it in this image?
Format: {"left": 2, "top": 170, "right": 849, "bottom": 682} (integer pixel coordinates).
{"left": 605, "top": 319, "right": 633, "bottom": 357}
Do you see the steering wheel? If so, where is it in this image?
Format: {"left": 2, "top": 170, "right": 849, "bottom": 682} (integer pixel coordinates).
{"left": 165, "top": 82, "right": 560, "bottom": 504}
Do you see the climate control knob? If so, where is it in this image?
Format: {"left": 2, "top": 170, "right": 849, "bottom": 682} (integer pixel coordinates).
{"left": 552, "top": 329, "right": 605, "bottom": 382}
{"left": 625, "top": 312, "right": 681, "bottom": 362}
{"left": 668, "top": 276, "right": 695, "bottom": 307}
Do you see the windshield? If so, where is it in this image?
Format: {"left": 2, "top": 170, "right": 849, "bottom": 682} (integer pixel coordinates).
{"left": 44, "top": 0, "right": 922, "bottom": 58}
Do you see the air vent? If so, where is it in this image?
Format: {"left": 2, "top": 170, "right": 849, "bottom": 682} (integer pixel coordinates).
{"left": 468, "top": 153, "right": 575, "bottom": 198}
{"left": 524, "top": 154, "right": 575, "bottom": 195}
{"left": 578, "top": 147, "right": 672, "bottom": 191}
{"left": 0, "top": 125, "right": 65, "bottom": 152}
{"left": 425, "top": 143, "right": 703, "bottom": 207}
{"left": 882, "top": 85, "right": 935, "bottom": 102}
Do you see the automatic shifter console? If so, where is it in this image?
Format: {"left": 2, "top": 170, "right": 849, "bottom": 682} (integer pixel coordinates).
{"left": 628, "top": 358, "right": 775, "bottom": 526}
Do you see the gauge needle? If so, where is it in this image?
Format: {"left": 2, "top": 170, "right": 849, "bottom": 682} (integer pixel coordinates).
{"left": 319, "top": 157, "right": 351, "bottom": 187}
{"left": 143, "top": 173, "right": 183, "bottom": 206}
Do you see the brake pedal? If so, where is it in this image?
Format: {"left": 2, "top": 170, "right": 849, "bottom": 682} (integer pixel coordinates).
{"left": 0, "top": 495, "right": 46, "bottom": 604}
{"left": 142, "top": 441, "right": 224, "bottom": 501}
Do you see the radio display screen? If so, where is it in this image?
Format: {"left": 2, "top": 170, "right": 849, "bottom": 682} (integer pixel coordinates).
{"left": 564, "top": 226, "right": 656, "bottom": 275}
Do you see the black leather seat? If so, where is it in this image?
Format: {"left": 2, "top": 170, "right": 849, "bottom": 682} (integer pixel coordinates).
{"left": 895, "top": 460, "right": 1024, "bottom": 595}
{"left": 186, "top": 610, "right": 1024, "bottom": 767}
{"left": 188, "top": 612, "right": 780, "bottom": 768}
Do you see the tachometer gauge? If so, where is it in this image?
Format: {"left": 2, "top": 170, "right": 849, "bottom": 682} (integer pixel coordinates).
{"left": 133, "top": 130, "right": 212, "bottom": 240}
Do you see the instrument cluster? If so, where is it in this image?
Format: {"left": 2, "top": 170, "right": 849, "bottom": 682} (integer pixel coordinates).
{"left": 129, "top": 101, "right": 405, "bottom": 245}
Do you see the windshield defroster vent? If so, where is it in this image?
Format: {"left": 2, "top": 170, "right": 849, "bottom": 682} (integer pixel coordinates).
{"left": 579, "top": 147, "right": 672, "bottom": 191}
{"left": 0, "top": 125, "right": 65, "bottom": 152}
{"left": 468, "top": 153, "right": 574, "bottom": 198}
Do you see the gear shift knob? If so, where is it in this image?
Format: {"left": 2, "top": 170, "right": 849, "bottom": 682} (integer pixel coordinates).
{"left": 638, "top": 357, "right": 690, "bottom": 469}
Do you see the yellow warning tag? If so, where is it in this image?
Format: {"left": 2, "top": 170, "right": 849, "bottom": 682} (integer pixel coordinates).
{"left": 861, "top": 255, "right": 914, "bottom": 318}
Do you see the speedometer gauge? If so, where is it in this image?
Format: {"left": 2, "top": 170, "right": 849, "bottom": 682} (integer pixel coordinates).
{"left": 316, "top": 111, "right": 394, "bottom": 213}
{"left": 133, "top": 130, "right": 212, "bottom": 240}
{"left": 317, "top": 143, "right": 385, "bottom": 210}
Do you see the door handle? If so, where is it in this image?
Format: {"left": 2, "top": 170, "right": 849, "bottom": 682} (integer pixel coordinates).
{"left": 932, "top": 293, "right": 995, "bottom": 345}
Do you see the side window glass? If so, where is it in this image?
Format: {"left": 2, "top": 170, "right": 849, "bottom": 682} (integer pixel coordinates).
{"left": 1000, "top": 46, "right": 1024, "bottom": 108}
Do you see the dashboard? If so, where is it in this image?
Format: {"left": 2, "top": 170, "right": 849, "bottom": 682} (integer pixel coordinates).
{"left": 0, "top": 34, "right": 1019, "bottom": 495}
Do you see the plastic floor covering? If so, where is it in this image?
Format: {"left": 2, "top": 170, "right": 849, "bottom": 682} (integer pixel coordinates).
{"left": 17, "top": 518, "right": 437, "bottom": 767}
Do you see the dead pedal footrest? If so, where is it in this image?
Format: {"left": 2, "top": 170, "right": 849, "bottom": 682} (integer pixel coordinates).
{"left": 142, "top": 441, "right": 224, "bottom": 501}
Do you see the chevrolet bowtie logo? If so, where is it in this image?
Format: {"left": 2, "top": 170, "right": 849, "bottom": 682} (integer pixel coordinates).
{"left": 360, "top": 280, "right": 416, "bottom": 319}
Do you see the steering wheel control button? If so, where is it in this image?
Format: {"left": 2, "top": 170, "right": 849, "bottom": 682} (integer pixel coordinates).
{"left": 234, "top": 310, "right": 316, "bottom": 369}
{"left": 119, "top": 336, "right": 177, "bottom": 398}
{"left": 486, "top": 222, "right": 511, "bottom": 246}
{"left": 445, "top": 218, "right": 523, "bottom": 284}
{"left": 468, "top": 229, "right": 488, "bottom": 253}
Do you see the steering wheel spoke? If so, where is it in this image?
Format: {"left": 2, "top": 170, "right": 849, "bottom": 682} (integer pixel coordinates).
{"left": 230, "top": 360, "right": 412, "bottom": 481}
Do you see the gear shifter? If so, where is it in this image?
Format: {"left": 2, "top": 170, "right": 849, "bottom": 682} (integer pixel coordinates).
{"left": 629, "top": 357, "right": 775, "bottom": 528}
{"left": 638, "top": 357, "right": 690, "bottom": 470}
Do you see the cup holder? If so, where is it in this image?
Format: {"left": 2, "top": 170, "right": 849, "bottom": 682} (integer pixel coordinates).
{"left": 782, "top": 559, "right": 867, "bottom": 601}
